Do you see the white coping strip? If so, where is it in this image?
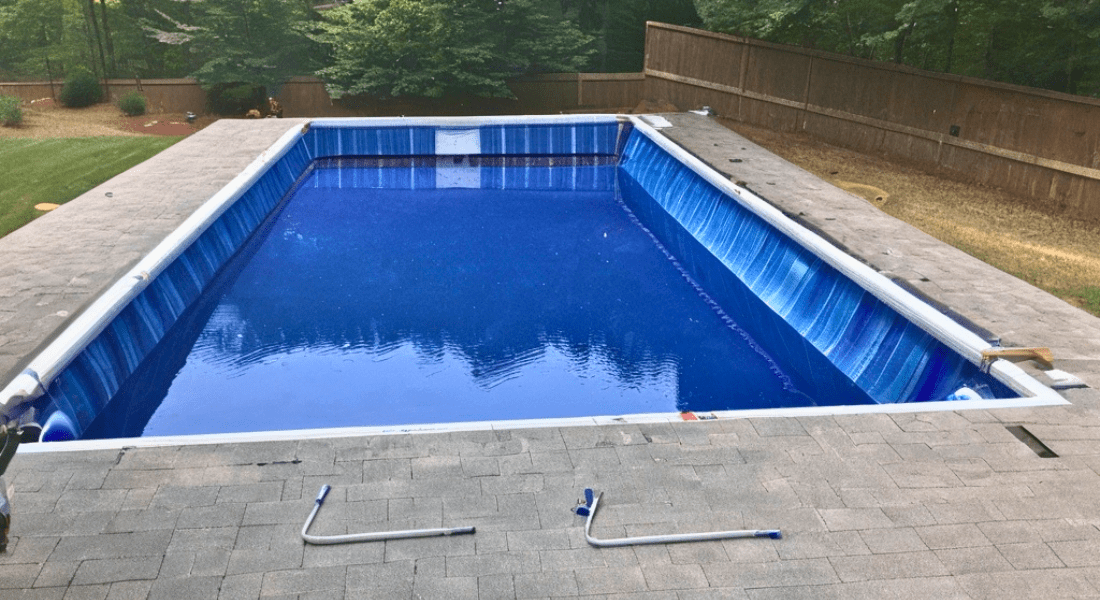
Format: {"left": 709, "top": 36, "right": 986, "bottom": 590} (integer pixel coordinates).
{"left": 19, "top": 388, "right": 1070, "bottom": 453}
{"left": 624, "top": 115, "right": 1066, "bottom": 407}
{"left": 5, "top": 114, "right": 1067, "bottom": 452}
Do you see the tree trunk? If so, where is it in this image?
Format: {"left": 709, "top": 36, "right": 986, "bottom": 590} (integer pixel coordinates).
{"left": 42, "top": 26, "right": 56, "bottom": 100}
{"left": 79, "top": 8, "right": 99, "bottom": 78}
{"left": 894, "top": 22, "right": 915, "bottom": 64}
{"left": 86, "top": 0, "right": 110, "bottom": 98}
{"left": 943, "top": 0, "right": 959, "bottom": 74}
{"left": 98, "top": 0, "right": 116, "bottom": 74}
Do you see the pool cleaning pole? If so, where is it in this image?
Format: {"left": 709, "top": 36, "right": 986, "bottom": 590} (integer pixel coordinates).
{"left": 575, "top": 489, "right": 781, "bottom": 547}
{"left": 301, "top": 485, "right": 475, "bottom": 545}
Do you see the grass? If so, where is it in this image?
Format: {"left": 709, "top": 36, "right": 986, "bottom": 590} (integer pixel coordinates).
{"left": 1054, "top": 286, "right": 1100, "bottom": 315}
{"left": 0, "top": 136, "right": 181, "bottom": 238}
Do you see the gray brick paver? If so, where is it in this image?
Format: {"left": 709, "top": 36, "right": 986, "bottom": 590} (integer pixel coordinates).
{"left": 48, "top": 531, "right": 172, "bottom": 562}
{"left": 995, "top": 542, "right": 1065, "bottom": 569}
{"left": 104, "top": 580, "right": 153, "bottom": 600}
{"left": 640, "top": 563, "right": 708, "bottom": 591}
{"left": 33, "top": 561, "right": 78, "bottom": 588}
{"left": 514, "top": 570, "right": 579, "bottom": 598}
{"left": 70, "top": 557, "right": 162, "bottom": 586}
{"left": 1048, "top": 539, "right": 1100, "bottom": 567}
{"left": 701, "top": 558, "right": 840, "bottom": 589}
{"left": 477, "top": 573, "right": 516, "bottom": 600}
{"left": 60, "top": 583, "right": 110, "bottom": 600}
{"left": 829, "top": 550, "right": 949, "bottom": 582}
{"left": 260, "top": 566, "right": 346, "bottom": 596}
{"left": 0, "top": 561, "right": 43, "bottom": 588}
{"left": 146, "top": 575, "right": 222, "bottom": 600}
{"left": 445, "top": 550, "right": 540, "bottom": 577}
{"left": 574, "top": 565, "right": 648, "bottom": 595}
{"left": 933, "top": 546, "right": 1015, "bottom": 574}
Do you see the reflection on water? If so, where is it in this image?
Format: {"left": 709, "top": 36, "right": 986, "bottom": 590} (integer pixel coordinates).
{"left": 87, "top": 165, "right": 809, "bottom": 437}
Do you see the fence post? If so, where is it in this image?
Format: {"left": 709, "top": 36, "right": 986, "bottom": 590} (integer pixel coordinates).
{"left": 737, "top": 41, "right": 748, "bottom": 121}
{"left": 800, "top": 54, "right": 814, "bottom": 131}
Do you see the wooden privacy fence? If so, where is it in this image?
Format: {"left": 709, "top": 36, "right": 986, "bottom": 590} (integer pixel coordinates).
{"left": 0, "top": 79, "right": 207, "bottom": 114}
{"left": 644, "top": 22, "right": 1100, "bottom": 222}
{"left": 0, "top": 73, "right": 644, "bottom": 118}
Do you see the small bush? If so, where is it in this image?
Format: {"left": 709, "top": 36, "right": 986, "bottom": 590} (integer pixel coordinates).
{"left": 117, "top": 91, "right": 147, "bottom": 116}
{"left": 0, "top": 95, "right": 22, "bottom": 126}
{"left": 59, "top": 68, "right": 104, "bottom": 108}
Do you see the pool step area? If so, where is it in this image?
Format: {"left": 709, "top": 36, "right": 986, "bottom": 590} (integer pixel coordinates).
{"left": 618, "top": 131, "right": 1011, "bottom": 404}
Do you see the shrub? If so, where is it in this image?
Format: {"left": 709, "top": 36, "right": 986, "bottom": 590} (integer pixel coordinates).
{"left": 117, "top": 91, "right": 147, "bottom": 116}
{"left": 205, "top": 82, "right": 266, "bottom": 116}
{"left": 59, "top": 68, "right": 104, "bottom": 108}
{"left": 0, "top": 95, "right": 22, "bottom": 127}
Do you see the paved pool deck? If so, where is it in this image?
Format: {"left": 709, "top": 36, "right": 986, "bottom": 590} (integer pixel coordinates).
{"left": 2, "top": 113, "right": 1100, "bottom": 599}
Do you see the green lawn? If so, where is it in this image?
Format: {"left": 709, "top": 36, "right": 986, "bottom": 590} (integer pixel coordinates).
{"left": 0, "top": 136, "right": 182, "bottom": 238}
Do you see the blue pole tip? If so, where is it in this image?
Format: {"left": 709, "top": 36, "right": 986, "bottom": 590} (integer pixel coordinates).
{"left": 768, "top": 531, "right": 782, "bottom": 539}
{"left": 584, "top": 488, "right": 594, "bottom": 506}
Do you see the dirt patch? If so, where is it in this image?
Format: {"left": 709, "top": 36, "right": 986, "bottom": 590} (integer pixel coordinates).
{"left": 721, "top": 119, "right": 1100, "bottom": 314}
{"left": 0, "top": 98, "right": 215, "bottom": 139}
{"left": 632, "top": 99, "right": 681, "bottom": 113}
{"left": 834, "top": 181, "right": 889, "bottom": 205}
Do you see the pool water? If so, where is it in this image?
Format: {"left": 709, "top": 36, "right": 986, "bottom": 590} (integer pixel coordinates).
{"left": 83, "top": 161, "right": 842, "bottom": 438}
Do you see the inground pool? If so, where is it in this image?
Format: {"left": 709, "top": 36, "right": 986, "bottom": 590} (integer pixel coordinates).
{"left": 0, "top": 115, "right": 1065, "bottom": 448}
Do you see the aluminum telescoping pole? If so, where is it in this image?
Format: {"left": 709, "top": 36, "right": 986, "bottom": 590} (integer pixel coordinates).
{"left": 575, "top": 489, "right": 781, "bottom": 547}
{"left": 301, "top": 485, "right": 475, "bottom": 545}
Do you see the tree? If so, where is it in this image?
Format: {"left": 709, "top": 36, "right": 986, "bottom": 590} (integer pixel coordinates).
{"left": 694, "top": 0, "right": 1100, "bottom": 96}
{"left": 314, "top": 0, "right": 594, "bottom": 100}
{"left": 187, "top": 0, "right": 321, "bottom": 96}
{"left": 114, "top": 0, "right": 200, "bottom": 78}
{"left": 547, "top": 0, "right": 700, "bottom": 72}
{"left": 0, "top": 0, "right": 88, "bottom": 81}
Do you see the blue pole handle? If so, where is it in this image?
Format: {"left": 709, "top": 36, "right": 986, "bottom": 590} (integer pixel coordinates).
{"left": 316, "top": 485, "right": 331, "bottom": 505}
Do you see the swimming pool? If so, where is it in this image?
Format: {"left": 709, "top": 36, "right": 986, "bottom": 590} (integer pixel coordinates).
{"left": 0, "top": 115, "right": 1065, "bottom": 447}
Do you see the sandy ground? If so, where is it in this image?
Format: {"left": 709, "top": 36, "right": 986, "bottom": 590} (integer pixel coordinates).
{"left": 0, "top": 98, "right": 215, "bottom": 138}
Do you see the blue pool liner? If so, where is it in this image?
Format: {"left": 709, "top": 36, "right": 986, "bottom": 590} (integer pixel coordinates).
{"left": 618, "top": 133, "right": 1011, "bottom": 403}
{"left": 0, "top": 115, "right": 1056, "bottom": 443}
